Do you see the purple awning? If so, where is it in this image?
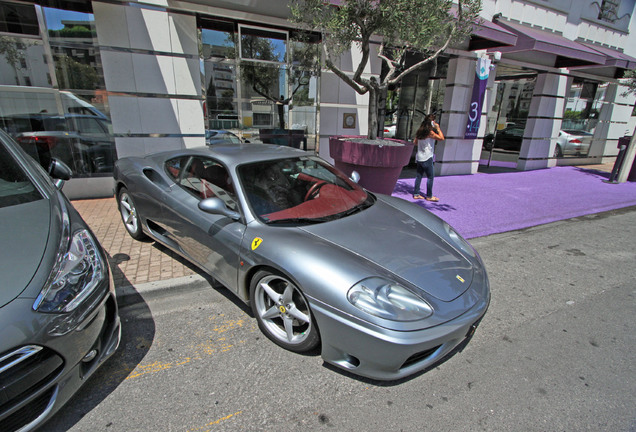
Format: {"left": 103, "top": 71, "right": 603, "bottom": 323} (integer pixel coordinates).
{"left": 470, "top": 19, "right": 518, "bottom": 50}
{"left": 581, "top": 42, "right": 636, "bottom": 70}
{"left": 489, "top": 20, "right": 606, "bottom": 68}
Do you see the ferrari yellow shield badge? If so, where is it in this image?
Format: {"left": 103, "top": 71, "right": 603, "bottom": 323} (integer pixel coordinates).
{"left": 251, "top": 237, "right": 263, "bottom": 250}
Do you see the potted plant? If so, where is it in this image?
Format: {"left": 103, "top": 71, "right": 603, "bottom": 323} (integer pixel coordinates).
{"left": 290, "top": 0, "right": 480, "bottom": 193}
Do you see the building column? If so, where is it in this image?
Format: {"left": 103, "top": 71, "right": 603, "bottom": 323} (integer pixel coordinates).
{"left": 517, "top": 72, "right": 567, "bottom": 171}
{"left": 437, "top": 56, "right": 488, "bottom": 176}
{"left": 93, "top": 1, "right": 204, "bottom": 158}
{"left": 592, "top": 83, "right": 635, "bottom": 164}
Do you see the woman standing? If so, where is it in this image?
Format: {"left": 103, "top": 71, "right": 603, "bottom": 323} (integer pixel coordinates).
{"left": 413, "top": 113, "right": 445, "bottom": 201}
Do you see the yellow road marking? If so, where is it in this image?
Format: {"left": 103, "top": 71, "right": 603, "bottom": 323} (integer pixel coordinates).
{"left": 186, "top": 411, "right": 242, "bottom": 432}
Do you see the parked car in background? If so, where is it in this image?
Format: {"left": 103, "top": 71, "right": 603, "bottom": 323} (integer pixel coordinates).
{"left": 114, "top": 143, "right": 489, "bottom": 380}
{"left": 0, "top": 130, "right": 120, "bottom": 432}
{"left": 205, "top": 129, "right": 246, "bottom": 145}
{"left": 0, "top": 113, "right": 116, "bottom": 176}
{"left": 483, "top": 125, "right": 524, "bottom": 152}
{"left": 555, "top": 129, "right": 593, "bottom": 157}
{"left": 383, "top": 124, "right": 396, "bottom": 138}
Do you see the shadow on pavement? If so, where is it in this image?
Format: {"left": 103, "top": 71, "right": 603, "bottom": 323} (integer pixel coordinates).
{"left": 45, "top": 252, "right": 156, "bottom": 430}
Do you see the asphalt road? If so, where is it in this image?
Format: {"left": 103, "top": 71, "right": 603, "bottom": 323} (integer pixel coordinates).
{"left": 47, "top": 207, "right": 636, "bottom": 432}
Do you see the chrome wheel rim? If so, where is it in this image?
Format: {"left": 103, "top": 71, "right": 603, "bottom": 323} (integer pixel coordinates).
{"left": 120, "top": 192, "right": 139, "bottom": 234}
{"left": 254, "top": 275, "right": 313, "bottom": 346}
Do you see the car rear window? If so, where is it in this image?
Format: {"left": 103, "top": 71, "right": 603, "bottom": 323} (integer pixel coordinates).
{"left": 0, "top": 141, "right": 43, "bottom": 208}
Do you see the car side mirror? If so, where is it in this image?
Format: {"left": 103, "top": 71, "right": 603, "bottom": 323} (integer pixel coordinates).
{"left": 198, "top": 197, "right": 241, "bottom": 221}
{"left": 48, "top": 158, "right": 72, "bottom": 189}
{"left": 350, "top": 171, "right": 360, "bottom": 184}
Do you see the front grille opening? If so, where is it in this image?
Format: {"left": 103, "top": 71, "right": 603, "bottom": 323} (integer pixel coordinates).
{"left": 401, "top": 345, "right": 441, "bottom": 370}
{"left": 0, "top": 387, "right": 56, "bottom": 432}
{"left": 0, "top": 347, "right": 63, "bottom": 411}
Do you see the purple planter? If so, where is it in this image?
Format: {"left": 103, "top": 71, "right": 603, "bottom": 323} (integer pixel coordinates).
{"left": 329, "top": 135, "right": 414, "bottom": 195}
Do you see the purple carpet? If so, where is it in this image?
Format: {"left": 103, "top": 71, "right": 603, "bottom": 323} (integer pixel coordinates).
{"left": 393, "top": 166, "right": 636, "bottom": 239}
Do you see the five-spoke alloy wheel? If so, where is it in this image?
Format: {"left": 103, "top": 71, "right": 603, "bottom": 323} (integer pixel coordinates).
{"left": 118, "top": 187, "right": 146, "bottom": 240}
{"left": 250, "top": 270, "right": 320, "bottom": 353}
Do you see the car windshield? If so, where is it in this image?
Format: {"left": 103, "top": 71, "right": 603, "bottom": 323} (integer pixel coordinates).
{"left": 238, "top": 156, "right": 373, "bottom": 224}
{"left": 206, "top": 130, "right": 241, "bottom": 145}
{"left": 0, "top": 138, "right": 43, "bottom": 208}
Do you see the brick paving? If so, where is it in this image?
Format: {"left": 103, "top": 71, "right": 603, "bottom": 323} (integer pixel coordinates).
{"left": 71, "top": 197, "right": 198, "bottom": 288}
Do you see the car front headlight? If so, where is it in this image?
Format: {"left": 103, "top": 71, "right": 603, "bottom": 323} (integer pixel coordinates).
{"left": 347, "top": 277, "right": 433, "bottom": 321}
{"left": 34, "top": 223, "right": 106, "bottom": 314}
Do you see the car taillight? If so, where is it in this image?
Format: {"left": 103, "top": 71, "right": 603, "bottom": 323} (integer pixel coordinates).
{"left": 569, "top": 138, "right": 582, "bottom": 144}
{"left": 17, "top": 135, "right": 59, "bottom": 149}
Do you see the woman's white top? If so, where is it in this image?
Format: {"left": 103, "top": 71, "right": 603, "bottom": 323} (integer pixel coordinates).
{"left": 415, "top": 137, "right": 435, "bottom": 162}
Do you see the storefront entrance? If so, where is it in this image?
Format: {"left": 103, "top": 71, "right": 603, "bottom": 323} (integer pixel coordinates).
{"left": 480, "top": 65, "right": 537, "bottom": 170}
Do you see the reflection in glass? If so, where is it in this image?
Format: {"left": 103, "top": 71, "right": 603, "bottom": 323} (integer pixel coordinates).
{"left": 0, "top": 36, "right": 47, "bottom": 86}
{"left": 44, "top": 7, "right": 105, "bottom": 92}
{"left": 201, "top": 20, "right": 236, "bottom": 60}
{"left": 201, "top": 22, "right": 239, "bottom": 129}
{"left": 240, "top": 27, "right": 286, "bottom": 62}
{"left": 0, "top": 2, "right": 40, "bottom": 35}
{"left": 199, "top": 22, "right": 319, "bottom": 150}
{"left": 557, "top": 79, "right": 604, "bottom": 158}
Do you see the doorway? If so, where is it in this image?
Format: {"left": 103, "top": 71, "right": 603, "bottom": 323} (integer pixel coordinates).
{"left": 480, "top": 65, "right": 537, "bottom": 171}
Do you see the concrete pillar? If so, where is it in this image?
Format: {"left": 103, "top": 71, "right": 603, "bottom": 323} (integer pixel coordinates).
{"left": 437, "top": 56, "right": 486, "bottom": 176}
{"left": 593, "top": 83, "right": 635, "bottom": 164}
{"left": 93, "top": 1, "right": 203, "bottom": 158}
{"left": 517, "top": 72, "right": 567, "bottom": 170}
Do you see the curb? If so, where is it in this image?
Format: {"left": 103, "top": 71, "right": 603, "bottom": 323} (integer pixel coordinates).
{"left": 115, "top": 274, "right": 211, "bottom": 305}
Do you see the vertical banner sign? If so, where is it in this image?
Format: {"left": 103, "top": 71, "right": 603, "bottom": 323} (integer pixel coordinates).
{"left": 464, "top": 57, "right": 491, "bottom": 139}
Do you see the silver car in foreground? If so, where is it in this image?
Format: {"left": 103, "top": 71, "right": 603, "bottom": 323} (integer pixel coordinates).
{"left": 0, "top": 131, "right": 120, "bottom": 431}
{"left": 114, "top": 143, "right": 489, "bottom": 380}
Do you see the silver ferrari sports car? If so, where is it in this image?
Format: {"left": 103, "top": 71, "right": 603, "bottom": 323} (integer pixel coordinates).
{"left": 114, "top": 143, "right": 489, "bottom": 380}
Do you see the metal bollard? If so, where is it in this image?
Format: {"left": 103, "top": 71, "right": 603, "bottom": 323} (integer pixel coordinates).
{"left": 608, "top": 145, "right": 627, "bottom": 183}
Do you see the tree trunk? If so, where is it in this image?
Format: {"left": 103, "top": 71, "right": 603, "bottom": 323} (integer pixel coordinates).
{"left": 425, "top": 57, "right": 438, "bottom": 114}
{"left": 377, "top": 85, "right": 388, "bottom": 138}
{"left": 368, "top": 86, "right": 378, "bottom": 140}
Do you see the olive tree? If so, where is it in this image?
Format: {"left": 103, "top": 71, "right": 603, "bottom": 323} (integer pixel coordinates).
{"left": 290, "top": 0, "right": 481, "bottom": 139}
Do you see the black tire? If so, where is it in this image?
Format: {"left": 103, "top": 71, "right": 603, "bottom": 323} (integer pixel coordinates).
{"left": 249, "top": 270, "right": 320, "bottom": 353}
{"left": 554, "top": 144, "right": 563, "bottom": 158}
{"left": 118, "top": 187, "right": 146, "bottom": 240}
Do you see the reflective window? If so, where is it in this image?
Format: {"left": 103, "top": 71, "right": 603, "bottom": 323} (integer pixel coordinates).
{"left": 240, "top": 26, "right": 286, "bottom": 62}
{"left": 200, "top": 20, "right": 320, "bottom": 151}
{"left": 201, "top": 20, "right": 239, "bottom": 130}
{"left": 394, "top": 55, "right": 449, "bottom": 140}
{"left": 0, "top": 133, "right": 42, "bottom": 208}
{"left": 558, "top": 79, "right": 604, "bottom": 158}
{"left": 0, "top": 2, "right": 39, "bottom": 35}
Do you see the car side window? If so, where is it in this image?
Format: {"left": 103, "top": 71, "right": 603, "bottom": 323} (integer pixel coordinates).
{"left": 165, "top": 156, "right": 188, "bottom": 181}
{"left": 178, "top": 156, "right": 238, "bottom": 211}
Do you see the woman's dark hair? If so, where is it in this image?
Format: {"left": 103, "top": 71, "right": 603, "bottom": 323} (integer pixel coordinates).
{"left": 415, "top": 114, "right": 436, "bottom": 140}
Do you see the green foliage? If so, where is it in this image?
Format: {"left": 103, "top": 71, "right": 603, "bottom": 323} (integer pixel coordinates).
{"left": 0, "top": 36, "right": 29, "bottom": 70}
{"left": 55, "top": 54, "right": 99, "bottom": 90}
{"left": 621, "top": 69, "right": 636, "bottom": 97}
{"left": 290, "top": 0, "right": 481, "bottom": 138}
{"left": 49, "top": 25, "right": 96, "bottom": 39}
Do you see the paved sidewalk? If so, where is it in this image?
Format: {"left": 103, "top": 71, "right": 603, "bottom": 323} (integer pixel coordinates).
{"left": 71, "top": 198, "right": 199, "bottom": 290}
{"left": 72, "top": 163, "right": 635, "bottom": 292}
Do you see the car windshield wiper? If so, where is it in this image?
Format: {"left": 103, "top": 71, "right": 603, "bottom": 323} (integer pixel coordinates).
{"left": 264, "top": 216, "right": 333, "bottom": 225}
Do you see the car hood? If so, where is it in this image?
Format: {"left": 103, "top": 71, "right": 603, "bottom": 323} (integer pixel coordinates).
{"left": 300, "top": 200, "right": 473, "bottom": 302}
{"left": 0, "top": 198, "right": 51, "bottom": 307}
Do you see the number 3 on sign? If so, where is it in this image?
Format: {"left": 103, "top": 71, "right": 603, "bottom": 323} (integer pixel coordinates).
{"left": 468, "top": 102, "right": 479, "bottom": 122}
